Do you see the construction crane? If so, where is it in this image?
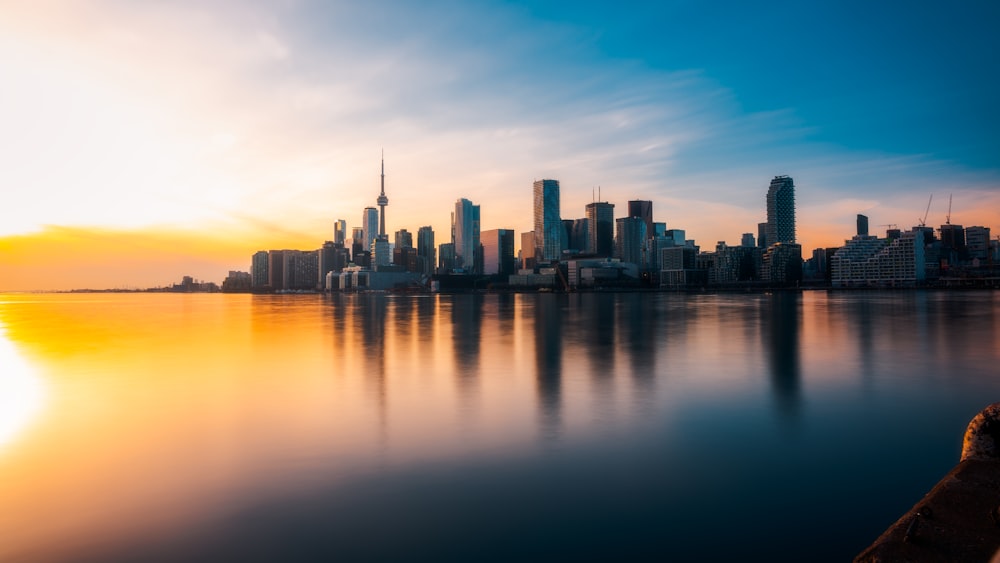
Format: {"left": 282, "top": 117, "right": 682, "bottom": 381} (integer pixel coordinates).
{"left": 879, "top": 224, "right": 898, "bottom": 230}
{"left": 918, "top": 194, "right": 933, "bottom": 227}
{"left": 946, "top": 194, "right": 953, "bottom": 225}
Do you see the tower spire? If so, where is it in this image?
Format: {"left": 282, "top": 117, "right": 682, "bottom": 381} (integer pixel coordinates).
{"left": 376, "top": 149, "right": 388, "bottom": 237}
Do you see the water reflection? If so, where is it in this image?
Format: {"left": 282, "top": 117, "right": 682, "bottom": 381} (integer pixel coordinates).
{"left": 761, "top": 292, "right": 801, "bottom": 418}
{"left": 533, "top": 295, "right": 563, "bottom": 442}
{"left": 358, "top": 293, "right": 389, "bottom": 442}
{"left": 0, "top": 325, "right": 46, "bottom": 451}
{"left": 2, "top": 291, "right": 1000, "bottom": 562}
{"left": 450, "top": 294, "right": 483, "bottom": 398}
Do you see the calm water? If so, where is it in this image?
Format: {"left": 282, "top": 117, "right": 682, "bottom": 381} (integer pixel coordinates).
{"left": 1, "top": 290, "right": 998, "bottom": 562}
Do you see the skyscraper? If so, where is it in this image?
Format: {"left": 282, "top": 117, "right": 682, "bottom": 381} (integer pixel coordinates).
{"left": 453, "top": 198, "right": 481, "bottom": 273}
{"left": 533, "top": 179, "right": 562, "bottom": 262}
{"left": 481, "top": 229, "right": 515, "bottom": 276}
{"left": 616, "top": 217, "right": 646, "bottom": 266}
{"left": 857, "top": 214, "right": 869, "bottom": 237}
{"left": 586, "top": 201, "right": 615, "bottom": 257}
{"left": 395, "top": 229, "right": 412, "bottom": 249}
{"left": 334, "top": 220, "right": 347, "bottom": 245}
{"left": 417, "top": 226, "right": 436, "bottom": 276}
{"left": 765, "top": 175, "right": 796, "bottom": 246}
{"left": 362, "top": 207, "right": 378, "bottom": 252}
{"left": 628, "top": 200, "right": 654, "bottom": 241}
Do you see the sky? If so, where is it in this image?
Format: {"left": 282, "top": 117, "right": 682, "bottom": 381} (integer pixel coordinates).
{"left": 1, "top": 0, "right": 998, "bottom": 290}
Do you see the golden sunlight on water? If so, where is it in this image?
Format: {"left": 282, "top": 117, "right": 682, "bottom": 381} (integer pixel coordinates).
{"left": 0, "top": 324, "right": 46, "bottom": 451}
{"left": 0, "top": 291, "right": 997, "bottom": 562}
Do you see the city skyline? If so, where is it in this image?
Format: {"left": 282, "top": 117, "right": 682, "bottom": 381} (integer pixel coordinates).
{"left": 2, "top": 1, "right": 998, "bottom": 290}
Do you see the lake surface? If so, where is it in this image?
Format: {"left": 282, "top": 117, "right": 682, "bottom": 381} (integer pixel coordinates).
{"left": 1, "top": 290, "right": 998, "bottom": 562}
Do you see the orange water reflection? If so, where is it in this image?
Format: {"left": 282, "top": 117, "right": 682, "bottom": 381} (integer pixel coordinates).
{"left": 1, "top": 291, "right": 998, "bottom": 561}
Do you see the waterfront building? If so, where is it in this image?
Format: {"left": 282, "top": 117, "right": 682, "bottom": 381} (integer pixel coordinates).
{"left": 564, "top": 258, "right": 638, "bottom": 288}
{"left": 712, "top": 242, "right": 762, "bottom": 284}
{"left": 319, "top": 242, "right": 337, "bottom": 285}
{"left": 319, "top": 241, "right": 349, "bottom": 285}
{"left": 282, "top": 250, "right": 320, "bottom": 290}
{"left": 615, "top": 216, "right": 646, "bottom": 267}
{"left": 221, "top": 271, "right": 252, "bottom": 292}
{"left": 453, "top": 198, "right": 481, "bottom": 273}
{"left": 585, "top": 201, "right": 615, "bottom": 257}
{"left": 628, "top": 200, "right": 654, "bottom": 241}
{"left": 417, "top": 226, "right": 436, "bottom": 276}
{"left": 533, "top": 179, "right": 562, "bottom": 262}
{"left": 757, "top": 222, "right": 768, "bottom": 248}
{"left": 966, "top": 226, "right": 991, "bottom": 261}
{"left": 268, "top": 250, "right": 285, "bottom": 290}
{"left": 766, "top": 176, "right": 796, "bottom": 245}
{"left": 481, "top": 229, "right": 516, "bottom": 276}
{"left": 438, "top": 242, "right": 456, "bottom": 273}
{"left": 831, "top": 229, "right": 926, "bottom": 287}
{"left": 761, "top": 243, "right": 802, "bottom": 285}
{"left": 251, "top": 251, "right": 269, "bottom": 289}
{"left": 660, "top": 246, "right": 705, "bottom": 288}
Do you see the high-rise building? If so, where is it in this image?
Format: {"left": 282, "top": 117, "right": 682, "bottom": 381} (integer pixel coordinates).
{"left": 741, "top": 233, "right": 756, "bottom": 248}
{"left": 351, "top": 227, "right": 365, "bottom": 261}
{"left": 283, "top": 250, "right": 319, "bottom": 290}
{"left": 372, "top": 237, "right": 391, "bottom": 268}
{"left": 362, "top": 207, "right": 378, "bottom": 253}
{"left": 585, "top": 201, "right": 615, "bottom": 257}
{"left": 334, "top": 220, "right": 347, "bottom": 245}
{"left": 568, "top": 218, "right": 590, "bottom": 253}
{"left": 757, "top": 222, "right": 768, "bottom": 248}
{"left": 765, "top": 175, "right": 796, "bottom": 245}
{"left": 417, "top": 226, "right": 436, "bottom": 276}
{"left": 615, "top": 217, "right": 646, "bottom": 266}
{"left": 251, "top": 251, "right": 269, "bottom": 289}
{"left": 857, "top": 214, "right": 869, "bottom": 237}
{"left": 521, "top": 231, "right": 536, "bottom": 270}
{"left": 482, "top": 229, "right": 516, "bottom": 276}
{"left": 533, "top": 179, "right": 562, "bottom": 262}
{"left": 453, "top": 198, "right": 481, "bottom": 273}
{"left": 268, "top": 250, "right": 285, "bottom": 290}
{"left": 966, "top": 226, "right": 991, "bottom": 261}
{"left": 438, "top": 242, "right": 456, "bottom": 273}
{"left": 395, "top": 229, "right": 412, "bottom": 250}
{"left": 628, "top": 200, "right": 654, "bottom": 241}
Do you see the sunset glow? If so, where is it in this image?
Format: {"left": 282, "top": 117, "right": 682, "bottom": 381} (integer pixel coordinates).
{"left": 2, "top": 2, "right": 998, "bottom": 290}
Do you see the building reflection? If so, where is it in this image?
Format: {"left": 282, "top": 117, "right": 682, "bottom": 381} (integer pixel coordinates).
{"left": 761, "top": 292, "right": 801, "bottom": 418}
{"left": 534, "top": 294, "right": 563, "bottom": 442}
{"left": 450, "top": 294, "right": 484, "bottom": 400}
{"left": 357, "top": 293, "right": 389, "bottom": 441}
{"left": 579, "top": 293, "right": 616, "bottom": 382}
{"left": 619, "top": 293, "right": 656, "bottom": 399}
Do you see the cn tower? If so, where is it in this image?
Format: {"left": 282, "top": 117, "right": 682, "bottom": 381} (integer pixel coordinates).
{"left": 377, "top": 151, "right": 388, "bottom": 238}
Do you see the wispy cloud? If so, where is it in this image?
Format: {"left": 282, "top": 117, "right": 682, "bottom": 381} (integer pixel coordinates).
{"left": 1, "top": 0, "right": 997, "bottom": 288}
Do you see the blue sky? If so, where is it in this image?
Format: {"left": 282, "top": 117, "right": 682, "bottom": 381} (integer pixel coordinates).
{"left": 1, "top": 0, "right": 997, "bottom": 288}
